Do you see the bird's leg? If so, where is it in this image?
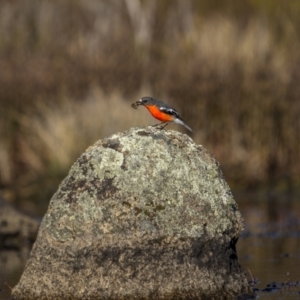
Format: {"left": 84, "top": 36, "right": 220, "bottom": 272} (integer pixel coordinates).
{"left": 159, "top": 123, "right": 169, "bottom": 130}
{"left": 151, "top": 122, "right": 169, "bottom": 130}
{"left": 151, "top": 122, "right": 164, "bottom": 127}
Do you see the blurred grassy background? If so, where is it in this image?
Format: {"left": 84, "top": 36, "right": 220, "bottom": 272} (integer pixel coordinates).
{"left": 0, "top": 0, "right": 300, "bottom": 214}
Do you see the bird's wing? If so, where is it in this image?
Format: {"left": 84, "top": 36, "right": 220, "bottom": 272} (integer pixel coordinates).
{"left": 159, "top": 106, "right": 181, "bottom": 118}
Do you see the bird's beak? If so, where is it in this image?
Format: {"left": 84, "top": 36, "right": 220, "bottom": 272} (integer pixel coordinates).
{"left": 131, "top": 99, "right": 143, "bottom": 109}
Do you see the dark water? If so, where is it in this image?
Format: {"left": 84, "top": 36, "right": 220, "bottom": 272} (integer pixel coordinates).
{"left": 1, "top": 193, "right": 300, "bottom": 300}
{"left": 0, "top": 249, "right": 30, "bottom": 300}
{"left": 237, "top": 192, "right": 300, "bottom": 299}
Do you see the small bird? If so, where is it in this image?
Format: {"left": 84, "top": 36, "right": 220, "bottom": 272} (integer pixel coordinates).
{"left": 131, "top": 96, "right": 193, "bottom": 132}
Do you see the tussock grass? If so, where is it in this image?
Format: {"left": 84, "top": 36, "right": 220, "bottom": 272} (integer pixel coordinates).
{"left": 19, "top": 88, "right": 151, "bottom": 173}
{"left": 5, "top": 89, "right": 152, "bottom": 209}
{"left": 1, "top": 0, "right": 300, "bottom": 212}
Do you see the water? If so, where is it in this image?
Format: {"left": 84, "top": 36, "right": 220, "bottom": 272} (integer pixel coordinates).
{"left": 0, "top": 249, "right": 30, "bottom": 300}
{"left": 238, "top": 237, "right": 300, "bottom": 299}
{"left": 237, "top": 191, "right": 300, "bottom": 299}
{"left": 1, "top": 193, "right": 300, "bottom": 300}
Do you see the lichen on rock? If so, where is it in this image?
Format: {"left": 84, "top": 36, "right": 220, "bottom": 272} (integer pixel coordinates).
{"left": 12, "top": 127, "right": 252, "bottom": 299}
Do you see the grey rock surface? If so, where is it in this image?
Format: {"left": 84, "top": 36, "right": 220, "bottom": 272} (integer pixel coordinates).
{"left": 0, "top": 196, "right": 39, "bottom": 249}
{"left": 12, "top": 127, "right": 252, "bottom": 299}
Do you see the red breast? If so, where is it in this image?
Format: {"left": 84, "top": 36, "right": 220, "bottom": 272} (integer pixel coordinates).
{"left": 144, "top": 105, "right": 175, "bottom": 122}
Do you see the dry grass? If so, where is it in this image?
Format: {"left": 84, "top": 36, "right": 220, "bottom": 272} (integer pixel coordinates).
{"left": 3, "top": 88, "right": 156, "bottom": 209}
{"left": 1, "top": 0, "right": 300, "bottom": 212}
{"left": 19, "top": 88, "right": 156, "bottom": 172}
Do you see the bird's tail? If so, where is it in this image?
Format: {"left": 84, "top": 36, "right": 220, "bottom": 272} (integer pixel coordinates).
{"left": 174, "top": 118, "right": 193, "bottom": 132}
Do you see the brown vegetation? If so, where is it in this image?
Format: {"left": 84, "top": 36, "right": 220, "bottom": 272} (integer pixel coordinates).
{"left": 0, "top": 0, "right": 300, "bottom": 213}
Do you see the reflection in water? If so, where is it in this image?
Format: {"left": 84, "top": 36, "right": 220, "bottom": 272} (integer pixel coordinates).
{"left": 238, "top": 191, "right": 300, "bottom": 237}
{"left": 0, "top": 248, "right": 31, "bottom": 300}
{"left": 237, "top": 191, "right": 300, "bottom": 299}
{"left": 0, "top": 193, "right": 300, "bottom": 299}
{"left": 238, "top": 237, "right": 300, "bottom": 298}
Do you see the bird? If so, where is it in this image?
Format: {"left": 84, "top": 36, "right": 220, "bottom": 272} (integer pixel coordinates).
{"left": 131, "top": 96, "right": 193, "bottom": 132}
